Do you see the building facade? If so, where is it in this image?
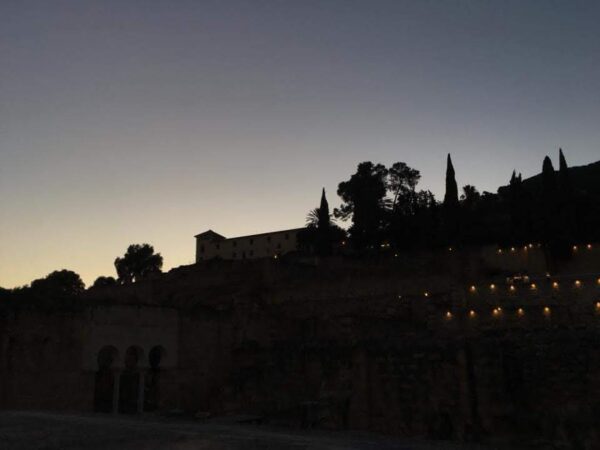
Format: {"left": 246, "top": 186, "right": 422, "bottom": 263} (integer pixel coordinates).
{"left": 195, "top": 228, "right": 303, "bottom": 262}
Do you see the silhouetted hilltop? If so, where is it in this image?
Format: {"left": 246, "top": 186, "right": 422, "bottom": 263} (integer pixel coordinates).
{"left": 499, "top": 159, "right": 600, "bottom": 197}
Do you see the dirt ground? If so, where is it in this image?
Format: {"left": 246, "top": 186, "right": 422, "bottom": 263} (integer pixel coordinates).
{"left": 0, "top": 411, "right": 500, "bottom": 450}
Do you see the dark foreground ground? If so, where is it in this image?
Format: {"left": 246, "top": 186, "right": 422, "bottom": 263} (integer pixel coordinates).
{"left": 0, "top": 411, "right": 504, "bottom": 450}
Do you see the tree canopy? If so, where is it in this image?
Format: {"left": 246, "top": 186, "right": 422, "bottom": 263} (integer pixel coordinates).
{"left": 30, "top": 270, "right": 85, "bottom": 297}
{"left": 334, "top": 162, "right": 389, "bottom": 249}
{"left": 114, "top": 244, "right": 163, "bottom": 284}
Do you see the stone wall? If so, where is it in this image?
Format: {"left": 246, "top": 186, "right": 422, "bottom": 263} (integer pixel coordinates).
{"left": 1, "top": 244, "right": 599, "bottom": 447}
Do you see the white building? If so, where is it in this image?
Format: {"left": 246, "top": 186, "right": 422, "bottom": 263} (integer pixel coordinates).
{"left": 195, "top": 228, "right": 303, "bottom": 262}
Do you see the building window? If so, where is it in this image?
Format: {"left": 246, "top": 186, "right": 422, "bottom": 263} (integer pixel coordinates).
{"left": 250, "top": 239, "right": 254, "bottom": 245}
{"left": 285, "top": 233, "right": 289, "bottom": 240}
{"left": 267, "top": 236, "right": 271, "bottom": 242}
{"left": 232, "top": 241, "right": 237, "bottom": 247}
{"left": 200, "top": 245, "right": 205, "bottom": 253}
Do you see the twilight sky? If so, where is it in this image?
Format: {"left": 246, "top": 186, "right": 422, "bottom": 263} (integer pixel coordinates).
{"left": 1, "top": 1, "right": 600, "bottom": 288}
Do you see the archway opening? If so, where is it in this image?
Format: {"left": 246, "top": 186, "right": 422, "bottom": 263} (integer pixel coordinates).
{"left": 145, "top": 346, "right": 166, "bottom": 411}
{"left": 94, "top": 346, "right": 118, "bottom": 413}
{"left": 118, "top": 346, "right": 143, "bottom": 414}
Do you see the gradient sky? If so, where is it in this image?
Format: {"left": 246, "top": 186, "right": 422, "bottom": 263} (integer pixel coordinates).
{"left": 1, "top": 1, "right": 600, "bottom": 288}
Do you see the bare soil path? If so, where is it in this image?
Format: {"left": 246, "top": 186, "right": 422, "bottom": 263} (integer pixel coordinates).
{"left": 0, "top": 411, "right": 506, "bottom": 450}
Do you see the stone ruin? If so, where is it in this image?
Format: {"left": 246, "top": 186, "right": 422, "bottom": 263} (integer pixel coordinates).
{"left": 1, "top": 244, "right": 600, "bottom": 448}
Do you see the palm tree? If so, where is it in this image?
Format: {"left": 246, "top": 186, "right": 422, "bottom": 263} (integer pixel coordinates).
{"left": 306, "top": 208, "right": 320, "bottom": 227}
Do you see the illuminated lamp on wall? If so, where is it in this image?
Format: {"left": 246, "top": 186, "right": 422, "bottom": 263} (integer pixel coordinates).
{"left": 509, "top": 285, "right": 516, "bottom": 292}
{"left": 543, "top": 306, "right": 551, "bottom": 316}
{"left": 445, "top": 311, "right": 453, "bottom": 319}
{"left": 517, "top": 308, "right": 525, "bottom": 316}
{"left": 469, "top": 310, "right": 476, "bottom": 318}
{"left": 530, "top": 283, "right": 537, "bottom": 290}
{"left": 469, "top": 285, "right": 477, "bottom": 293}
{"left": 574, "top": 280, "right": 582, "bottom": 288}
{"left": 552, "top": 281, "right": 559, "bottom": 289}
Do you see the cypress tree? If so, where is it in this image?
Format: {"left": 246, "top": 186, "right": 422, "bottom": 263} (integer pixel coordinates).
{"left": 444, "top": 154, "right": 459, "bottom": 208}
{"left": 558, "top": 148, "right": 572, "bottom": 195}
{"left": 542, "top": 156, "right": 557, "bottom": 206}
{"left": 443, "top": 154, "right": 460, "bottom": 244}
{"left": 541, "top": 156, "right": 564, "bottom": 257}
{"left": 558, "top": 148, "right": 576, "bottom": 242}
{"left": 318, "top": 188, "right": 330, "bottom": 230}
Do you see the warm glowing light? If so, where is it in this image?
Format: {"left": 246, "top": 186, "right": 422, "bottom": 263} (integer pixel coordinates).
{"left": 528, "top": 244, "right": 533, "bottom": 249}
{"left": 448, "top": 247, "right": 453, "bottom": 252}
{"left": 517, "top": 308, "right": 525, "bottom": 316}
{"left": 445, "top": 311, "right": 452, "bottom": 319}
{"left": 575, "top": 280, "right": 581, "bottom": 288}
{"left": 469, "top": 310, "right": 476, "bottom": 318}
{"left": 469, "top": 285, "right": 476, "bottom": 293}
{"left": 273, "top": 254, "right": 278, "bottom": 259}
{"left": 397, "top": 295, "right": 402, "bottom": 299}
{"left": 509, "top": 285, "right": 516, "bottom": 292}
{"left": 573, "top": 245, "right": 578, "bottom": 251}
{"left": 424, "top": 292, "right": 429, "bottom": 297}
{"left": 490, "top": 283, "right": 496, "bottom": 290}
{"left": 552, "top": 281, "right": 559, "bottom": 289}
{"left": 394, "top": 253, "right": 398, "bottom": 257}
{"left": 597, "top": 278, "right": 600, "bottom": 285}
{"left": 543, "top": 306, "right": 551, "bottom": 316}
{"left": 341, "top": 241, "right": 346, "bottom": 246}
{"left": 497, "top": 249, "right": 503, "bottom": 254}
{"left": 595, "top": 302, "right": 600, "bottom": 310}
{"left": 530, "top": 283, "right": 537, "bottom": 290}
{"left": 511, "top": 247, "right": 516, "bottom": 252}
{"left": 587, "top": 244, "right": 592, "bottom": 250}
{"left": 492, "top": 308, "right": 502, "bottom": 317}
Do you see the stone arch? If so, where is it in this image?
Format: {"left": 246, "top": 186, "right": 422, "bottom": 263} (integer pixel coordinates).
{"left": 145, "top": 345, "right": 166, "bottom": 411}
{"left": 124, "top": 345, "right": 144, "bottom": 370}
{"left": 94, "top": 345, "right": 119, "bottom": 413}
{"left": 118, "top": 345, "right": 145, "bottom": 414}
{"left": 148, "top": 345, "right": 166, "bottom": 369}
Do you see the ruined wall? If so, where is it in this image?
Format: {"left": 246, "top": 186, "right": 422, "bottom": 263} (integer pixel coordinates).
{"left": 1, "top": 245, "right": 599, "bottom": 447}
{"left": 0, "top": 309, "right": 92, "bottom": 410}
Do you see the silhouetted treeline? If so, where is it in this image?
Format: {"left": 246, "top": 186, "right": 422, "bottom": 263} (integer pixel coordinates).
{"left": 303, "top": 149, "right": 600, "bottom": 257}
{"left": 0, "top": 270, "right": 85, "bottom": 311}
{"left": 0, "top": 243, "right": 164, "bottom": 308}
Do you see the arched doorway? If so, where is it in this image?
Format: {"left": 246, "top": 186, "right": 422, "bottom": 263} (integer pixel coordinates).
{"left": 118, "top": 346, "right": 143, "bottom": 414}
{"left": 145, "top": 346, "right": 166, "bottom": 411}
{"left": 94, "top": 346, "right": 118, "bottom": 413}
